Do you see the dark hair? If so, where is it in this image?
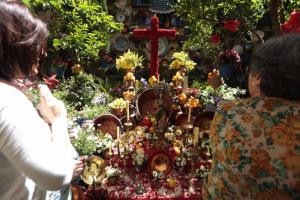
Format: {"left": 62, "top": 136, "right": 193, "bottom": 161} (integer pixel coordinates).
{"left": 250, "top": 34, "right": 300, "bottom": 100}
{"left": 0, "top": 1, "right": 48, "bottom": 81}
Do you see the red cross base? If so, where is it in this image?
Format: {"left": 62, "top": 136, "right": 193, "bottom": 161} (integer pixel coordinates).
{"left": 133, "top": 15, "right": 176, "bottom": 78}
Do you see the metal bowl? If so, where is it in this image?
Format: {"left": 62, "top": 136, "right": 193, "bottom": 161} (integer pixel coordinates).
{"left": 94, "top": 114, "right": 123, "bottom": 139}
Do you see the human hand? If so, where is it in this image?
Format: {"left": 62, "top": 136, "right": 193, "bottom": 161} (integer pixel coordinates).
{"left": 73, "top": 156, "right": 87, "bottom": 178}
{"left": 37, "top": 84, "right": 67, "bottom": 124}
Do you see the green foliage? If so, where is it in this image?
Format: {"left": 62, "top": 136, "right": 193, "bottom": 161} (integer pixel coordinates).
{"left": 71, "top": 126, "right": 98, "bottom": 156}
{"left": 77, "top": 104, "right": 110, "bottom": 120}
{"left": 192, "top": 81, "right": 246, "bottom": 105}
{"left": 52, "top": 71, "right": 107, "bottom": 110}
{"left": 24, "top": 0, "right": 122, "bottom": 66}
{"left": 173, "top": 0, "right": 265, "bottom": 59}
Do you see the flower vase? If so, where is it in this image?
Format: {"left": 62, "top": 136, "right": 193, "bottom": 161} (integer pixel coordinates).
{"left": 179, "top": 67, "right": 187, "bottom": 76}
{"left": 125, "top": 79, "right": 135, "bottom": 90}
{"left": 174, "top": 80, "right": 184, "bottom": 89}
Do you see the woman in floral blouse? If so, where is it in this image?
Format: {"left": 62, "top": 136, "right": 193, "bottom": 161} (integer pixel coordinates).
{"left": 203, "top": 34, "right": 300, "bottom": 200}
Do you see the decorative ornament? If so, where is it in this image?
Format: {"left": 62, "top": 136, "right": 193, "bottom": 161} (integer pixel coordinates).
{"left": 207, "top": 69, "right": 223, "bottom": 89}
{"left": 116, "top": 50, "right": 144, "bottom": 72}
{"left": 82, "top": 156, "right": 106, "bottom": 186}
{"left": 169, "top": 51, "right": 196, "bottom": 74}
{"left": 133, "top": 15, "right": 176, "bottom": 78}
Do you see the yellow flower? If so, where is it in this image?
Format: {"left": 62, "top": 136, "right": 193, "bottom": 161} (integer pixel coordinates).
{"left": 116, "top": 50, "right": 144, "bottom": 71}
{"left": 124, "top": 72, "right": 135, "bottom": 81}
{"left": 135, "top": 80, "right": 141, "bottom": 88}
{"left": 72, "top": 64, "right": 83, "bottom": 73}
{"left": 123, "top": 90, "right": 135, "bottom": 102}
{"left": 169, "top": 51, "right": 196, "bottom": 71}
{"left": 108, "top": 98, "right": 127, "bottom": 110}
{"left": 148, "top": 75, "right": 157, "bottom": 86}
{"left": 186, "top": 97, "right": 200, "bottom": 108}
{"left": 178, "top": 93, "right": 187, "bottom": 104}
{"left": 172, "top": 72, "right": 183, "bottom": 82}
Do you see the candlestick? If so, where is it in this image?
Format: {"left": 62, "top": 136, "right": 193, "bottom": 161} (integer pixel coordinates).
{"left": 193, "top": 127, "right": 199, "bottom": 147}
{"left": 126, "top": 100, "right": 130, "bottom": 121}
{"left": 188, "top": 99, "right": 192, "bottom": 123}
{"left": 117, "top": 126, "right": 120, "bottom": 156}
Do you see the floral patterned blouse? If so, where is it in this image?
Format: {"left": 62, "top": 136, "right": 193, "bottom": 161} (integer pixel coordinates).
{"left": 203, "top": 96, "right": 300, "bottom": 200}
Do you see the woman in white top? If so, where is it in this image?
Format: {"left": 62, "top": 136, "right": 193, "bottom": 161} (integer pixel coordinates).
{"left": 0, "top": 1, "right": 84, "bottom": 199}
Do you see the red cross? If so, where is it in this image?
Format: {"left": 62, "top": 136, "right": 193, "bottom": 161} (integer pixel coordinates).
{"left": 133, "top": 15, "right": 176, "bottom": 78}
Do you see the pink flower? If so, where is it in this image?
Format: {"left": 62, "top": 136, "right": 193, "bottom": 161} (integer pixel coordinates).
{"left": 223, "top": 19, "right": 240, "bottom": 32}
{"left": 210, "top": 34, "right": 221, "bottom": 44}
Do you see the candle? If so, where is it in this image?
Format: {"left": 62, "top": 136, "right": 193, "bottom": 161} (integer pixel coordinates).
{"left": 117, "top": 126, "right": 120, "bottom": 141}
{"left": 126, "top": 100, "right": 130, "bottom": 121}
{"left": 193, "top": 127, "right": 199, "bottom": 146}
{"left": 188, "top": 99, "right": 192, "bottom": 123}
{"left": 117, "top": 126, "right": 120, "bottom": 156}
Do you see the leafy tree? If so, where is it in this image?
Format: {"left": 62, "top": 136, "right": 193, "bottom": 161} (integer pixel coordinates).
{"left": 173, "top": 0, "right": 299, "bottom": 59}
{"left": 24, "top": 0, "right": 123, "bottom": 67}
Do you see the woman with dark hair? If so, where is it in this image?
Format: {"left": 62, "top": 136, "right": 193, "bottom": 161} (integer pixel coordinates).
{"left": 203, "top": 34, "right": 300, "bottom": 199}
{"left": 0, "top": 1, "right": 83, "bottom": 200}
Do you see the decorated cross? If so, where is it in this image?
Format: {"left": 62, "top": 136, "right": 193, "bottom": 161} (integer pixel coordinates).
{"left": 133, "top": 15, "right": 176, "bottom": 78}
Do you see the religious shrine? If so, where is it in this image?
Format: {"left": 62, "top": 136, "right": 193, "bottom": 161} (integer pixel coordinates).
{"left": 70, "top": 15, "right": 219, "bottom": 200}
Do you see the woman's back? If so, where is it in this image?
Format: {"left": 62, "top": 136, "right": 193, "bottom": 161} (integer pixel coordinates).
{"left": 203, "top": 97, "right": 300, "bottom": 200}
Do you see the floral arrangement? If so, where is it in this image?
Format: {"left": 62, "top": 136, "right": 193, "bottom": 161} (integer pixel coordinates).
{"left": 174, "top": 156, "right": 187, "bottom": 168}
{"left": 116, "top": 50, "right": 144, "bottom": 71}
{"left": 172, "top": 72, "right": 183, "bottom": 82}
{"left": 192, "top": 81, "right": 246, "bottom": 107}
{"left": 178, "top": 93, "right": 187, "bottom": 104}
{"left": 95, "top": 132, "right": 114, "bottom": 154}
{"left": 169, "top": 51, "right": 196, "bottom": 71}
{"left": 53, "top": 71, "right": 106, "bottom": 110}
{"left": 124, "top": 72, "right": 135, "bottom": 81}
{"left": 132, "top": 146, "right": 146, "bottom": 167}
{"left": 105, "top": 166, "right": 121, "bottom": 178}
{"left": 123, "top": 90, "right": 135, "bottom": 102}
{"left": 219, "top": 49, "right": 241, "bottom": 65}
{"left": 195, "top": 165, "right": 210, "bottom": 180}
{"left": 71, "top": 125, "right": 98, "bottom": 156}
{"left": 152, "top": 170, "right": 165, "bottom": 180}
{"left": 148, "top": 75, "right": 158, "bottom": 86}
{"left": 186, "top": 96, "right": 200, "bottom": 108}
{"left": 91, "top": 92, "right": 109, "bottom": 105}
{"left": 108, "top": 98, "right": 127, "bottom": 111}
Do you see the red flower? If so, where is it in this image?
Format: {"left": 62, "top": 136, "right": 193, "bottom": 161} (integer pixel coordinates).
{"left": 210, "top": 34, "right": 221, "bottom": 44}
{"left": 141, "top": 116, "right": 153, "bottom": 129}
{"left": 43, "top": 75, "right": 60, "bottom": 90}
{"left": 223, "top": 19, "right": 240, "bottom": 32}
{"left": 281, "top": 9, "right": 300, "bottom": 33}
